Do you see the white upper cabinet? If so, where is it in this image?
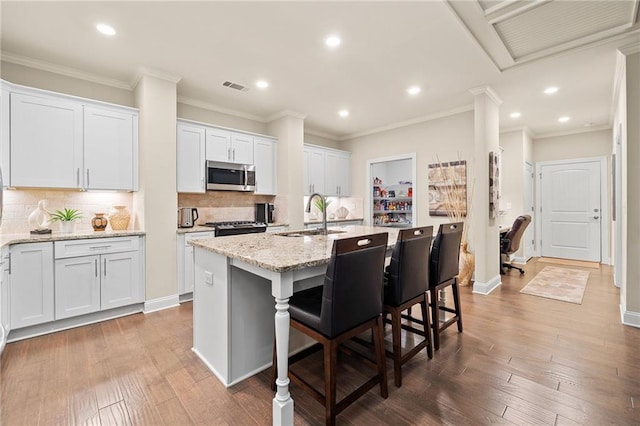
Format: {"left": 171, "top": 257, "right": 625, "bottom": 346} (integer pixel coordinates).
{"left": 177, "top": 123, "right": 206, "bottom": 193}
{"left": 304, "top": 144, "right": 350, "bottom": 196}
{"left": 231, "top": 133, "right": 254, "bottom": 164}
{"left": 84, "top": 106, "right": 136, "bottom": 191}
{"left": 2, "top": 81, "right": 138, "bottom": 191}
{"left": 304, "top": 146, "right": 325, "bottom": 195}
{"left": 206, "top": 128, "right": 254, "bottom": 164}
{"left": 205, "top": 128, "right": 232, "bottom": 162}
{"left": 253, "top": 137, "right": 277, "bottom": 195}
{"left": 10, "top": 92, "right": 83, "bottom": 188}
{"left": 324, "top": 150, "right": 351, "bottom": 196}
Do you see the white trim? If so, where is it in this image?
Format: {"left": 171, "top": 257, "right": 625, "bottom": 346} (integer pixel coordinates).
{"left": 340, "top": 105, "right": 473, "bottom": 141}
{"left": 618, "top": 42, "right": 640, "bottom": 56}
{"left": 533, "top": 124, "right": 612, "bottom": 140}
{"left": 469, "top": 85, "right": 503, "bottom": 105}
{"left": 472, "top": 275, "right": 502, "bottom": 295}
{"left": 621, "top": 305, "right": 640, "bottom": 328}
{"left": 535, "top": 157, "right": 610, "bottom": 264}
{"left": 1, "top": 52, "right": 132, "bottom": 90}
{"left": 178, "top": 96, "right": 267, "bottom": 123}
{"left": 265, "top": 109, "right": 307, "bottom": 122}
{"left": 131, "top": 66, "right": 182, "bottom": 87}
{"left": 304, "top": 128, "right": 340, "bottom": 141}
{"left": 144, "top": 294, "right": 180, "bottom": 313}
{"left": 193, "top": 347, "right": 232, "bottom": 388}
{"left": 366, "top": 153, "right": 417, "bottom": 227}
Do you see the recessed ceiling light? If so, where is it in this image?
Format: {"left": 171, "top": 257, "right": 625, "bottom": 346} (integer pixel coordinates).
{"left": 256, "top": 80, "right": 269, "bottom": 89}
{"left": 407, "top": 86, "right": 421, "bottom": 96}
{"left": 325, "top": 35, "right": 341, "bottom": 48}
{"left": 338, "top": 109, "right": 349, "bottom": 118}
{"left": 558, "top": 116, "right": 570, "bottom": 123}
{"left": 544, "top": 86, "right": 559, "bottom": 95}
{"left": 96, "top": 23, "right": 116, "bottom": 36}
{"left": 510, "top": 112, "right": 521, "bottom": 119}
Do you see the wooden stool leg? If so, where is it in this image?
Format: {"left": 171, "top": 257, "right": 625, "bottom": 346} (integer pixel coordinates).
{"left": 430, "top": 287, "right": 440, "bottom": 351}
{"left": 420, "top": 296, "right": 433, "bottom": 359}
{"left": 452, "top": 280, "right": 463, "bottom": 332}
{"left": 373, "top": 315, "right": 389, "bottom": 398}
{"left": 391, "top": 307, "right": 402, "bottom": 387}
{"left": 324, "top": 340, "right": 338, "bottom": 426}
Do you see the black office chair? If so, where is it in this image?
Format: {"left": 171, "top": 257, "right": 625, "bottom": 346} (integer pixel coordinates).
{"left": 270, "top": 233, "right": 389, "bottom": 426}
{"left": 383, "top": 226, "right": 434, "bottom": 387}
{"left": 500, "top": 215, "right": 532, "bottom": 274}
{"left": 429, "top": 222, "right": 463, "bottom": 351}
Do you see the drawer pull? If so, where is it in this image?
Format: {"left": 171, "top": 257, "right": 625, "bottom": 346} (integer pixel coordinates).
{"left": 90, "top": 246, "right": 111, "bottom": 250}
{"left": 95, "top": 259, "right": 98, "bottom": 277}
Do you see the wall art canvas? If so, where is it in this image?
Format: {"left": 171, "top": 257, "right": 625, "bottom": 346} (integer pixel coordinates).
{"left": 489, "top": 151, "right": 500, "bottom": 219}
{"left": 428, "top": 160, "right": 467, "bottom": 217}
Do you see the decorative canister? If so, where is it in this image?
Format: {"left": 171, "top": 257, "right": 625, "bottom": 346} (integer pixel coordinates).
{"left": 91, "top": 213, "right": 108, "bottom": 232}
{"left": 109, "top": 205, "right": 131, "bottom": 230}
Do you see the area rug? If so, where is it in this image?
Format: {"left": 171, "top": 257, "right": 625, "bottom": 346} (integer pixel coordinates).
{"left": 520, "top": 266, "right": 590, "bottom": 304}
{"left": 538, "top": 257, "right": 600, "bottom": 269}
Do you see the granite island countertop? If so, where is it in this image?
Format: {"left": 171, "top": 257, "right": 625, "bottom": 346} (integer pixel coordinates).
{"left": 0, "top": 229, "right": 146, "bottom": 249}
{"left": 189, "top": 225, "right": 399, "bottom": 273}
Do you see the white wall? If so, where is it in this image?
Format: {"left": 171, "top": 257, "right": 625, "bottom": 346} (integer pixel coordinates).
{"left": 304, "top": 133, "right": 341, "bottom": 150}
{"left": 499, "top": 131, "right": 525, "bottom": 228}
{"left": 177, "top": 102, "right": 268, "bottom": 135}
{"left": 533, "top": 129, "right": 612, "bottom": 162}
{"left": 342, "top": 110, "right": 474, "bottom": 228}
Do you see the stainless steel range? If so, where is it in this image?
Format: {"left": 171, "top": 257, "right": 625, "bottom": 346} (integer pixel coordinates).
{"left": 203, "top": 221, "right": 267, "bottom": 237}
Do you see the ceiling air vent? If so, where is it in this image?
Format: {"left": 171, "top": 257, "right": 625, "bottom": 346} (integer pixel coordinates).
{"left": 222, "top": 80, "right": 249, "bottom": 92}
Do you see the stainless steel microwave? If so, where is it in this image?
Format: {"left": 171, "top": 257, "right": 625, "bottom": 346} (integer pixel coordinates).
{"left": 206, "top": 160, "right": 256, "bottom": 192}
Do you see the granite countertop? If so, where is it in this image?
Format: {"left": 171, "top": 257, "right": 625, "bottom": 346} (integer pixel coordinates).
{"left": 0, "top": 229, "right": 145, "bottom": 249}
{"left": 177, "top": 223, "right": 290, "bottom": 234}
{"left": 305, "top": 217, "right": 364, "bottom": 225}
{"left": 189, "top": 225, "right": 399, "bottom": 273}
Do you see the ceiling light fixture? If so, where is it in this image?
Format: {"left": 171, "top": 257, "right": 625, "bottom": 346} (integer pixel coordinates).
{"left": 544, "top": 86, "right": 559, "bottom": 95}
{"left": 256, "top": 80, "right": 269, "bottom": 89}
{"left": 338, "top": 109, "right": 349, "bottom": 118}
{"left": 510, "top": 112, "right": 521, "bottom": 119}
{"left": 96, "top": 23, "right": 116, "bottom": 36}
{"left": 325, "top": 35, "right": 341, "bottom": 48}
{"left": 558, "top": 116, "right": 570, "bottom": 123}
{"left": 407, "top": 86, "right": 421, "bottom": 95}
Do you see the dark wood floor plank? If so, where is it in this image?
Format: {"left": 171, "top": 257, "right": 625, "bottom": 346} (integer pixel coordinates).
{"left": 2, "top": 260, "right": 640, "bottom": 425}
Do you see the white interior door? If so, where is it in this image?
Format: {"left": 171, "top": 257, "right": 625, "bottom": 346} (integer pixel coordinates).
{"left": 539, "top": 160, "right": 601, "bottom": 262}
{"left": 523, "top": 162, "right": 535, "bottom": 260}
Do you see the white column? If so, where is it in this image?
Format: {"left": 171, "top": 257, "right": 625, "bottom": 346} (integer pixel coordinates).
{"left": 271, "top": 271, "right": 295, "bottom": 426}
{"left": 133, "top": 69, "right": 181, "bottom": 305}
{"left": 469, "top": 86, "right": 503, "bottom": 295}
{"left": 267, "top": 112, "right": 306, "bottom": 230}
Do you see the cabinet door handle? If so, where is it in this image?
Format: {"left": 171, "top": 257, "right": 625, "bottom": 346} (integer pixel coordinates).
{"left": 95, "top": 259, "right": 98, "bottom": 277}
{"left": 86, "top": 169, "right": 90, "bottom": 188}
{"left": 233, "top": 148, "right": 236, "bottom": 162}
{"left": 7, "top": 253, "right": 10, "bottom": 275}
{"left": 228, "top": 147, "right": 231, "bottom": 161}
{"left": 103, "top": 258, "right": 107, "bottom": 276}
{"left": 76, "top": 168, "right": 80, "bottom": 187}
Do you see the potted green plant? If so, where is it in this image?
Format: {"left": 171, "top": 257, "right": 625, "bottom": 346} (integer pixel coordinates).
{"left": 49, "top": 208, "right": 83, "bottom": 233}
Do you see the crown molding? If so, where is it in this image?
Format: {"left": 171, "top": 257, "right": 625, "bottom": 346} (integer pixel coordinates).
{"left": 500, "top": 125, "right": 537, "bottom": 139}
{"left": 469, "top": 85, "right": 503, "bottom": 105}
{"left": 618, "top": 41, "right": 640, "bottom": 55}
{"left": 265, "top": 110, "right": 307, "bottom": 122}
{"left": 177, "top": 96, "right": 267, "bottom": 123}
{"left": 1, "top": 52, "right": 132, "bottom": 90}
{"left": 131, "top": 66, "right": 182, "bottom": 88}
{"left": 304, "top": 128, "right": 340, "bottom": 141}
{"left": 339, "top": 104, "right": 474, "bottom": 141}
{"left": 533, "top": 124, "right": 612, "bottom": 140}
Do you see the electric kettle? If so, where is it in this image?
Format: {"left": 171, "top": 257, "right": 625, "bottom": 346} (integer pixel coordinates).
{"left": 178, "top": 207, "right": 199, "bottom": 228}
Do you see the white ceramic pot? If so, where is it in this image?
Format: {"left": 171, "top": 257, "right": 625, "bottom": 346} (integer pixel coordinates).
{"left": 59, "top": 220, "right": 76, "bottom": 233}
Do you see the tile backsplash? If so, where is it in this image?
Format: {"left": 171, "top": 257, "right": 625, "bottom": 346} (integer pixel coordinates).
{"left": 1, "top": 189, "right": 134, "bottom": 233}
{"left": 178, "top": 191, "right": 278, "bottom": 223}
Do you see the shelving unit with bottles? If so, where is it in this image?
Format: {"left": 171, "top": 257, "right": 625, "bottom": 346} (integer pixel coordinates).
{"left": 372, "top": 179, "right": 413, "bottom": 228}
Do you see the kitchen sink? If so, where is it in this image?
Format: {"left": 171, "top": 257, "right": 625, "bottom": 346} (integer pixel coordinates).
{"left": 275, "top": 229, "right": 346, "bottom": 237}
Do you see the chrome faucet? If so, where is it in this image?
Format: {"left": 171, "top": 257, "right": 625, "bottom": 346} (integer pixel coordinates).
{"left": 306, "top": 193, "right": 328, "bottom": 235}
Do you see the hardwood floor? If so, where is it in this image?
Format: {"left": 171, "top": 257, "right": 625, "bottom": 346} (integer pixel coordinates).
{"left": 2, "top": 258, "right": 639, "bottom": 425}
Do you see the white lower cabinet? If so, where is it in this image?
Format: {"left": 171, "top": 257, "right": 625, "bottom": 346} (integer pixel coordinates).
{"left": 101, "top": 251, "right": 141, "bottom": 310}
{"left": 178, "top": 231, "right": 216, "bottom": 296}
{"left": 9, "top": 242, "right": 55, "bottom": 329}
{"left": 55, "top": 255, "right": 101, "bottom": 319}
{"left": 1, "top": 248, "right": 11, "bottom": 335}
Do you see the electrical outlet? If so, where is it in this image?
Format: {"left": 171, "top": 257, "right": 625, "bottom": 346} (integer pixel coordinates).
{"left": 204, "top": 271, "right": 213, "bottom": 285}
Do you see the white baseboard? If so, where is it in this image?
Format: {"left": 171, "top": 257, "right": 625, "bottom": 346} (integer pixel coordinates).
{"left": 473, "top": 274, "right": 502, "bottom": 295}
{"left": 512, "top": 256, "right": 527, "bottom": 265}
{"left": 144, "top": 294, "right": 180, "bottom": 314}
{"left": 621, "top": 305, "right": 640, "bottom": 328}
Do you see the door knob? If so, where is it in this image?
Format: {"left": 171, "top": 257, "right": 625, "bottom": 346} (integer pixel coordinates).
{"left": 593, "top": 216, "right": 600, "bottom": 219}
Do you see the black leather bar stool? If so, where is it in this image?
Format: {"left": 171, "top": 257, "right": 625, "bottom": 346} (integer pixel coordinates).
{"left": 383, "top": 226, "right": 434, "bottom": 387}
{"left": 429, "top": 222, "right": 464, "bottom": 351}
{"left": 270, "top": 233, "right": 389, "bottom": 426}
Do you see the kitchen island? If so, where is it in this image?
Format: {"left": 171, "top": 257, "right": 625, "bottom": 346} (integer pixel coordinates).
{"left": 189, "top": 225, "right": 399, "bottom": 426}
